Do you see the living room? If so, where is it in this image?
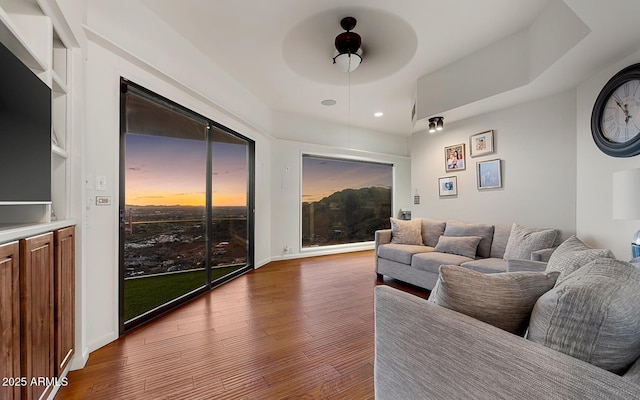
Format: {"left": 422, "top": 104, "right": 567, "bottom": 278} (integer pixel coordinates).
{"left": 2, "top": 0, "right": 640, "bottom": 398}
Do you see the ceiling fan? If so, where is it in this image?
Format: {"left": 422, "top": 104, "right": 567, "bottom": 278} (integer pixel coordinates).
{"left": 333, "top": 17, "right": 363, "bottom": 73}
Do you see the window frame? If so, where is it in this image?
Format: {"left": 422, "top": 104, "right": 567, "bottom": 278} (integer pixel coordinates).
{"left": 119, "top": 78, "right": 255, "bottom": 334}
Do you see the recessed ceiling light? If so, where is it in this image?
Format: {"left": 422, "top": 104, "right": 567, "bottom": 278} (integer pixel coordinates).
{"left": 321, "top": 99, "right": 336, "bottom": 106}
{"left": 374, "top": 112, "right": 384, "bottom": 117}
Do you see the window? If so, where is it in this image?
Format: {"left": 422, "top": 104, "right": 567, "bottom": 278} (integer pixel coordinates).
{"left": 302, "top": 155, "right": 392, "bottom": 247}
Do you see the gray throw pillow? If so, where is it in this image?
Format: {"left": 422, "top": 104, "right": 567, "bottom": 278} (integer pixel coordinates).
{"left": 443, "top": 221, "right": 494, "bottom": 258}
{"left": 546, "top": 235, "right": 614, "bottom": 284}
{"left": 429, "top": 265, "right": 559, "bottom": 335}
{"left": 528, "top": 258, "right": 640, "bottom": 374}
{"left": 434, "top": 235, "right": 482, "bottom": 259}
{"left": 390, "top": 218, "right": 422, "bottom": 245}
{"left": 420, "top": 218, "right": 446, "bottom": 247}
{"left": 503, "top": 223, "right": 558, "bottom": 260}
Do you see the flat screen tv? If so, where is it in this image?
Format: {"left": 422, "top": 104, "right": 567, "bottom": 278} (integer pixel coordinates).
{"left": 0, "top": 40, "right": 51, "bottom": 202}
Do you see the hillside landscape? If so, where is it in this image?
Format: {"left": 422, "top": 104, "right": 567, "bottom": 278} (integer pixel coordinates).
{"left": 302, "top": 186, "right": 391, "bottom": 247}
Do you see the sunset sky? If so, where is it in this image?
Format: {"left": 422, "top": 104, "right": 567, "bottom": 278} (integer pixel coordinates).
{"left": 302, "top": 156, "right": 393, "bottom": 202}
{"left": 126, "top": 135, "right": 392, "bottom": 206}
{"left": 125, "top": 134, "right": 248, "bottom": 206}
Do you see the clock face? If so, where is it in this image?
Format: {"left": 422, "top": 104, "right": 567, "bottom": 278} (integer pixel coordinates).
{"left": 591, "top": 63, "right": 640, "bottom": 157}
{"left": 601, "top": 79, "right": 640, "bottom": 144}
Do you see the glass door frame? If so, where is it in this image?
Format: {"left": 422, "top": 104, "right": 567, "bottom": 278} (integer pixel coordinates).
{"left": 118, "top": 78, "right": 255, "bottom": 334}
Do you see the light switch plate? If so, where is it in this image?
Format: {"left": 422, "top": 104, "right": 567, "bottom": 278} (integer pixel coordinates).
{"left": 96, "top": 175, "right": 107, "bottom": 191}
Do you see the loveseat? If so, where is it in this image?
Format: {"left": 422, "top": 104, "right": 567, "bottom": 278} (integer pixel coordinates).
{"left": 375, "top": 218, "right": 559, "bottom": 290}
{"left": 374, "top": 236, "right": 640, "bottom": 399}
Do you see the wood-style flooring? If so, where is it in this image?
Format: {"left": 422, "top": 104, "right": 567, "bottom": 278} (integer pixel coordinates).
{"left": 55, "top": 250, "right": 429, "bottom": 399}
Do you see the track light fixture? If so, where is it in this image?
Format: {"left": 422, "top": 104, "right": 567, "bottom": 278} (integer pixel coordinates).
{"left": 428, "top": 116, "right": 444, "bottom": 133}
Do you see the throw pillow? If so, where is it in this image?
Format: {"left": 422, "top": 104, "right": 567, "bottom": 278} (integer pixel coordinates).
{"left": 546, "top": 235, "right": 614, "bottom": 284}
{"left": 420, "top": 218, "right": 446, "bottom": 247}
{"left": 443, "top": 221, "right": 494, "bottom": 258}
{"left": 503, "top": 223, "right": 558, "bottom": 260}
{"left": 528, "top": 258, "right": 640, "bottom": 374}
{"left": 390, "top": 218, "right": 422, "bottom": 245}
{"left": 429, "top": 265, "right": 559, "bottom": 335}
{"left": 434, "top": 235, "right": 482, "bottom": 259}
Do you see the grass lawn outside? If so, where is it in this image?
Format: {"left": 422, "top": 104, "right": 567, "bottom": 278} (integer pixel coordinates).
{"left": 124, "top": 266, "right": 244, "bottom": 322}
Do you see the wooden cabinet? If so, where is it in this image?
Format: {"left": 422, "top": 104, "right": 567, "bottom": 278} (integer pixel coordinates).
{"left": 0, "top": 226, "right": 74, "bottom": 400}
{"left": 54, "top": 226, "right": 75, "bottom": 375}
{"left": 0, "top": 241, "right": 21, "bottom": 400}
{"left": 20, "top": 232, "right": 55, "bottom": 400}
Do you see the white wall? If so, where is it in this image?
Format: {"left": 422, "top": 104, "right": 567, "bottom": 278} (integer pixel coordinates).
{"left": 79, "top": 0, "right": 410, "bottom": 356}
{"left": 411, "top": 90, "right": 577, "bottom": 236}
{"left": 270, "top": 139, "right": 411, "bottom": 259}
{"left": 272, "top": 110, "right": 410, "bottom": 157}
{"left": 83, "top": 40, "right": 274, "bottom": 352}
{"left": 81, "top": 0, "right": 276, "bottom": 352}
{"left": 576, "top": 49, "right": 640, "bottom": 260}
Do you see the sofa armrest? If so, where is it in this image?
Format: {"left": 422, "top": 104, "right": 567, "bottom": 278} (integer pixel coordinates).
{"left": 374, "top": 286, "right": 640, "bottom": 400}
{"left": 375, "top": 229, "right": 392, "bottom": 247}
{"left": 506, "top": 258, "right": 547, "bottom": 272}
{"left": 531, "top": 246, "right": 556, "bottom": 262}
{"left": 374, "top": 229, "right": 392, "bottom": 273}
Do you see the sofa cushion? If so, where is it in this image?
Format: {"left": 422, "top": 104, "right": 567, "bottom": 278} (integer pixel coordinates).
{"left": 503, "top": 223, "right": 558, "bottom": 260}
{"left": 411, "top": 252, "right": 473, "bottom": 274}
{"left": 434, "top": 235, "right": 482, "bottom": 259}
{"left": 461, "top": 257, "right": 507, "bottom": 274}
{"left": 443, "top": 221, "right": 495, "bottom": 258}
{"left": 420, "top": 218, "right": 446, "bottom": 247}
{"left": 545, "top": 235, "right": 614, "bottom": 284}
{"left": 390, "top": 218, "right": 422, "bottom": 245}
{"left": 528, "top": 258, "right": 640, "bottom": 374}
{"left": 429, "top": 265, "right": 559, "bottom": 335}
{"left": 490, "top": 224, "right": 512, "bottom": 259}
{"left": 377, "top": 243, "right": 434, "bottom": 265}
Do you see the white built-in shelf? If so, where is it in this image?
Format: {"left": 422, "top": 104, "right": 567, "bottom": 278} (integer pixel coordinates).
{"left": 1, "top": 1, "right": 74, "bottom": 226}
{"left": 51, "top": 70, "right": 67, "bottom": 93}
{"left": 52, "top": 143, "right": 68, "bottom": 158}
{"left": 0, "top": 4, "right": 48, "bottom": 71}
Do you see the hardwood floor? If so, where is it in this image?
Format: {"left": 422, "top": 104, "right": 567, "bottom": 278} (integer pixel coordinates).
{"left": 56, "top": 250, "right": 429, "bottom": 399}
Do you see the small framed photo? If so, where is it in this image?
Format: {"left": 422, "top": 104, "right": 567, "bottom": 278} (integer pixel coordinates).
{"left": 469, "top": 130, "right": 494, "bottom": 157}
{"left": 438, "top": 176, "right": 458, "bottom": 197}
{"left": 477, "top": 159, "right": 502, "bottom": 190}
{"left": 444, "top": 143, "right": 465, "bottom": 171}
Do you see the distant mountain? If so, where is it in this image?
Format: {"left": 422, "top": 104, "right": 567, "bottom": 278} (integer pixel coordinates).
{"left": 302, "top": 186, "right": 391, "bottom": 245}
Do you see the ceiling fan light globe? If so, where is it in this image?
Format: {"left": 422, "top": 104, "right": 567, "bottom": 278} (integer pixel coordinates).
{"left": 333, "top": 50, "right": 362, "bottom": 73}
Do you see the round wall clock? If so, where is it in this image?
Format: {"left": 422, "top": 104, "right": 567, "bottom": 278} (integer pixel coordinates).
{"left": 591, "top": 63, "right": 640, "bottom": 157}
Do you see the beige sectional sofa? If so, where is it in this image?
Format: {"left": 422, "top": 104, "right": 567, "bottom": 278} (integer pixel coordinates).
{"left": 375, "top": 218, "right": 559, "bottom": 290}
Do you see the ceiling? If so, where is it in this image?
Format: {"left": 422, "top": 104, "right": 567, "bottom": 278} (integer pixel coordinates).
{"left": 139, "top": 0, "right": 640, "bottom": 137}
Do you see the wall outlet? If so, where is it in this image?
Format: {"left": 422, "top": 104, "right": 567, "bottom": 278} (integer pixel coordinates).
{"left": 284, "top": 245, "right": 291, "bottom": 254}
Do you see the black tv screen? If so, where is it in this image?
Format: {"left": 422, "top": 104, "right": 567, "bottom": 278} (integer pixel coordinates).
{"left": 0, "top": 41, "right": 51, "bottom": 202}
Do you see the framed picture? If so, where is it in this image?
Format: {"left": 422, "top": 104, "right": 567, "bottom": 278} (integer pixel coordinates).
{"left": 438, "top": 176, "right": 458, "bottom": 197}
{"left": 477, "top": 159, "right": 502, "bottom": 189}
{"left": 444, "top": 143, "right": 466, "bottom": 171}
{"left": 470, "top": 130, "right": 494, "bottom": 157}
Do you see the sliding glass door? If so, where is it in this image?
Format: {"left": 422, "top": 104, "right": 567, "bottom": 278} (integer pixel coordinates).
{"left": 120, "top": 79, "right": 254, "bottom": 332}
{"left": 210, "top": 127, "right": 252, "bottom": 284}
